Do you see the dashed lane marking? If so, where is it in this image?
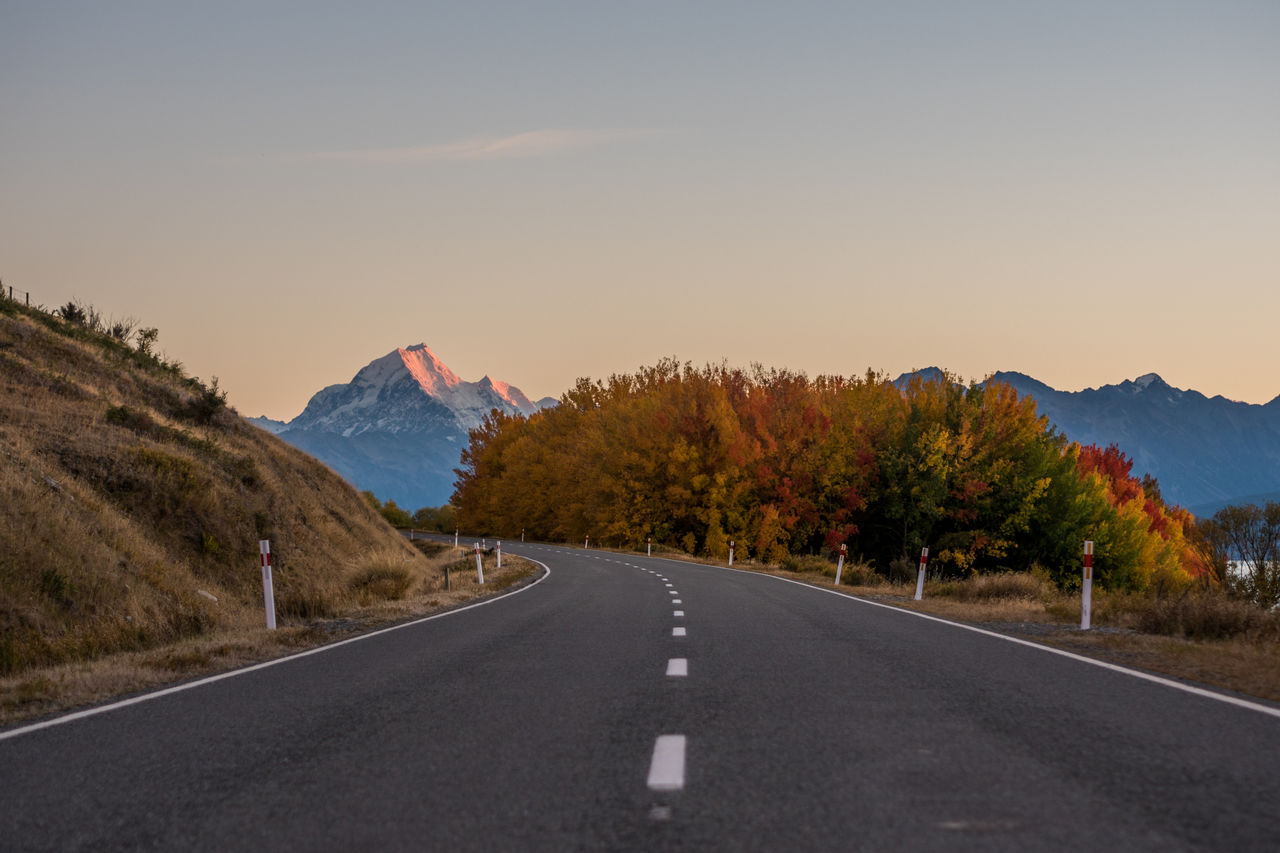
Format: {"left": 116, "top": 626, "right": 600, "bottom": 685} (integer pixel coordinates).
{"left": 647, "top": 735, "right": 687, "bottom": 792}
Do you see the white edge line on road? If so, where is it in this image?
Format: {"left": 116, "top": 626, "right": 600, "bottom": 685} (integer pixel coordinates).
{"left": 735, "top": 566, "right": 1280, "bottom": 721}
{"left": 550, "top": 545, "right": 1280, "bottom": 721}
{"left": 647, "top": 734, "right": 686, "bottom": 791}
{"left": 0, "top": 557, "right": 554, "bottom": 742}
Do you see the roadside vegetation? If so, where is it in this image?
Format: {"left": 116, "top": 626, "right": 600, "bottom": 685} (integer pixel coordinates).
{"left": 454, "top": 360, "right": 1199, "bottom": 591}
{"left": 1, "top": 542, "right": 536, "bottom": 724}
{"left": 0, "top": 292, "right": 540, "bottom": 723}
{"left": 452, "top": 359, "right": 1280, "bottom": 699}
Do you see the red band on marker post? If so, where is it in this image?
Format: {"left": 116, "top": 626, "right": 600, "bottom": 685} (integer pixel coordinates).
{"left": 1082, "top": 540, "right": 1095, "bottom": 629}
{"left": 914, "top": 547, "right": 929, "bottom": 600}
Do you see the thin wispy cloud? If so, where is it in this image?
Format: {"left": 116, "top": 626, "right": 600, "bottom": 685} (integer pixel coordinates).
{"left": 311, "top": 129, "right": 651, "bottom": 163}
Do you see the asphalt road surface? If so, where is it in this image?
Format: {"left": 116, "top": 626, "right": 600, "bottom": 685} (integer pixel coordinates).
{"left": 3, "top": 540, "right": 1278, "bottom": 851}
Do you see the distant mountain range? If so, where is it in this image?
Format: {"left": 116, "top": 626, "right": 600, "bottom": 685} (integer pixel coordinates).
{"left": 993, "top": 372, "right": 1280, "bottom": 515}
{"left": 900, "top": 369, "right": 1280, "bottom": 516}
{"left": 258, "top": 349, "right": 1280, "bottom": 517}
{"left": 250, "top": 345, "right": 554, "bottom": 509}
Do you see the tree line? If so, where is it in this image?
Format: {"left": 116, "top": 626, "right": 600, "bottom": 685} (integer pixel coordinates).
{"left": 451, "top": 361, "right": 1206, "bottom": 591}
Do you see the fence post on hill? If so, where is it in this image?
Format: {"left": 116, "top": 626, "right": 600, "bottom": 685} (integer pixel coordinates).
{"left": 729, "top": 541, "right": 735, "bottom": 567}
{"left": 1081, "top": 540, "right": 1094, "bottom": 630}
{"left": 475, "top": 542, "right": 485, "bottom": 584}
{"left": 836, "top": 544, "right": 847, "bottom": 585}
{"left": 259, "top": 540, "right": 277, "bottom": 630}
{"left": 497, "top": 541, "right": 502, "bottom": 569}
{"left": 913, "top": 547, "right": 929, "bottom": 601}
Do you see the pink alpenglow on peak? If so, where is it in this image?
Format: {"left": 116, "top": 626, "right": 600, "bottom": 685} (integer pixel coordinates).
{"left": 400, "top": 344, "right": 462, "bottom": 396}
{"left": 478, "top": 375, "right": 536, "bottom": 412}
{"left": 284, "top": 342, "right": 548, "bottom": 437}
{"left": 261, "top": 342, "right": 555, "bottom": 508}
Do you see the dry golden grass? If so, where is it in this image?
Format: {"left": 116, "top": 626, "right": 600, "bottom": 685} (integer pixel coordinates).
{"left": 0, "top": 299, "right": 430, "bottom": 681}
{"left": 0, "top": 551, "right": 539, "bottom": 725}
{"left": 1031, "top": 631, "right": 1280, "bottom": 703}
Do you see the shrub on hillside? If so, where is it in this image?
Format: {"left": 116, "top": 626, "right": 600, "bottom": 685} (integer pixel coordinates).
{"left": 347, "top": 562, "right": 413, "bottom": 604}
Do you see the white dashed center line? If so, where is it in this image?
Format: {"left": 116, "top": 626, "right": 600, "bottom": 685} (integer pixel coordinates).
{"left": 668, "top": 591, "right": 678, "bottom": 595}
{"left": 673, "top": 610, "right": 684, "bottom": 617}
{"left": 647, "top": 735, "right": 687, "bottom": 792}
{"left": 666, "top": 658, "right": 688, "bottom": 677}
{"left": 673, "top": 599, "right": 682, "bottom": 604}
{"left": 672, "top": 627, "right": 686, "bottom": 637}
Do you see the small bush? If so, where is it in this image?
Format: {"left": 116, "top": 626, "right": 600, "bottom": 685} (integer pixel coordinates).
{"left": 39, "top": 568, "right": 72, "bottom": 601}
{"left": 886, "top": 556, "right": 917, "bottom": 584}
{"left": 933, "top": 572, "right": 1051, "bottom": 602}
{"left": 104, "top": 404, "right": 155, "bottom": 433}
{"left": 177, "top": 377, "right": 228, "bottom": 425}
{"left": 779, "top": 554, "right": 833, "bottom": 574}
{"left": 838, "top": 561, "right": 881, "bottom": 586}
{"left": 347, "top": 564, "right": 413, "bottom": 604}
{"left": 57, "top": 300, "right": 87, "bottom": 326}
{"left": 107, "top": 318, "right": 136, "bottom": 343}
{"left": 275, "top": 577, "right": 339, "bottom": 619}
{"left": 135, "top": 327, "right": 159, "bottom": 357}
{"left": 1135, "top": 593, "right": 1276, "bottom": 641}
{"left": 412, "top": 540, "right": 450, "bottom": 558}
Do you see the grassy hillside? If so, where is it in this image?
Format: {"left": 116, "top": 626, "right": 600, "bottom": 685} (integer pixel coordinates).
{"left": 0, "top": 297, "right": 427, "bottom": 676}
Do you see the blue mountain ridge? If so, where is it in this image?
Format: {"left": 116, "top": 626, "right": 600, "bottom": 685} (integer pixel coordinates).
{"left": 899, "top": 368, "right": 1280, "bottom": 515}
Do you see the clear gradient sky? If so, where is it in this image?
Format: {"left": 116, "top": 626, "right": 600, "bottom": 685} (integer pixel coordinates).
{"left": 3, "top": 1, "right": 1278, "bottom": 419}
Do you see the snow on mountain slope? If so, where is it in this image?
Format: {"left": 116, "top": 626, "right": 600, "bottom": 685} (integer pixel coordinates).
{"left": 288, "top": 344, "right": 542, "bottom": 436}
{"left": 271, "top": 344, "right": 549, "bottom": 507}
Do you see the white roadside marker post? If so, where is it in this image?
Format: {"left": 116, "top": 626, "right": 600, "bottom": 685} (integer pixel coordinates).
{"left": 913, "top": 547, "right": 929, "bottom": 601}
{"left": 728, "top": 540, "right": 734, "bottom": 567}
{"left": 1082, "top": 540, "right": 1094, "bottom": 630}
{"left": 474, "top": 542, "right": 485, "bottom": 584}
{"left": 497, "top": 540, "right": 502, "bottom": 569}
{"left": 258, "top": 539, "right": 277, "bottom": 630}
{"left": 585, "top": 535, "right": 589, "bottom": 550}
{"left": 521, "top": 528, "right": 525, "bottom": 543}
{"left": 454, "top": 528, "right": 459, "bottom": 548}
{"left": 647, "top": 536, "right": 652, "bottom": 557}
{"left": 836, "top": 543, "right": 847, "bottom": 585}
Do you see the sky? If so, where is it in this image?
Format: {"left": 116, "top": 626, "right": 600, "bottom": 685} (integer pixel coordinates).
{"left": 3, "top": 1, "right": 1278, "bottom": 419}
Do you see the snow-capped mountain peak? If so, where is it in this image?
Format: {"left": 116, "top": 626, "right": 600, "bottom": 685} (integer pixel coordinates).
{"left": 479, "top": 375, "right": 536, "bottom": 412}
{"left": 270, "top": 343, "right": 554, "bottom": 507}
{"left": 286, "top": 343, "right": 544, "bottom": 436}
{"left": 400, "top": 344, "right": 462, "bottom": 396}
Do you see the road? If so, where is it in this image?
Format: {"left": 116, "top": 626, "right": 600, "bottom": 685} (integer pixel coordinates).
{"left": 2, "top": 540, "right": 1278, "bottom": 851}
